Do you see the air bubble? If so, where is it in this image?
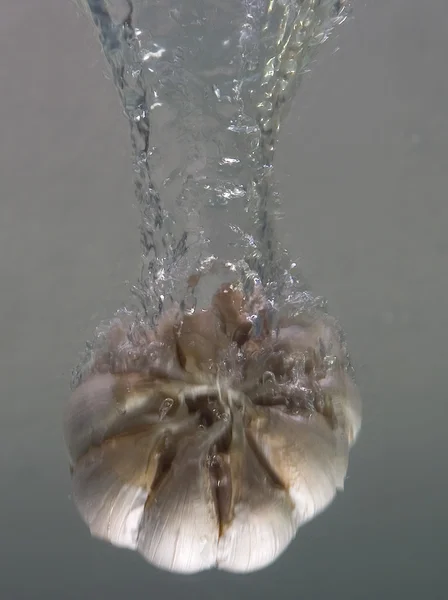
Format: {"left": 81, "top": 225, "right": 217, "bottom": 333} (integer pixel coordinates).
{"left": 159, "top": 398, "right": 174, "bottom": 420}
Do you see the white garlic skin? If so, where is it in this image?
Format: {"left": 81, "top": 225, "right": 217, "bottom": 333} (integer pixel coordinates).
{"left": 65, "top": 283, "right": 361, "bottom": 573}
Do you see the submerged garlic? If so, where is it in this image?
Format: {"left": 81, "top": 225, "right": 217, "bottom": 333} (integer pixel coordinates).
{"left": 65, "top": 281, "right": 361, "bottom": 573}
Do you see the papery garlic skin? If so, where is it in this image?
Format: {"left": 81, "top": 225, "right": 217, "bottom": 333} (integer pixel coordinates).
{"left": 65, "top": 282, "right": 361, "bottom": 573}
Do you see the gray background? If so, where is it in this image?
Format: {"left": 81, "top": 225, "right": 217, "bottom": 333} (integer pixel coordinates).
{"left": 1, "top": 0, "right": 447, "bottom": 598}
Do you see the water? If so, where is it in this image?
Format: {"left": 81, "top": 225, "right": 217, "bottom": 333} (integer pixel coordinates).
{"left": 65, "top": 0, "right": 362, "bottom": 576}
{"left": 80, "top": 0, "right": 348, "bottom": 324}
{"left": 73, "top": 0, "right": 351, "bottom": 388}
{"left": 2, "top": 0, "right": 448, "bottom": 596}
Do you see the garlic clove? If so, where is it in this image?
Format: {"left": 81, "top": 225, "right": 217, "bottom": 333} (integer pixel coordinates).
{"left": 64, "top": 373, "right": 188, "bottom": 463}
{"left": 71, "top": 428, "right": 162, "bottom": 550}
{"left": 217, "top": 413, "right": 297, "bottom": 573}
{"left": 136, "top": 421, "right": 227, "bottom": 574}
{"left": 246, "top": 407, "right": 348, "bottom": 525}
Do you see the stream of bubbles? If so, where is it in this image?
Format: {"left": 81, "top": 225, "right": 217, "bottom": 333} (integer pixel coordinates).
{"left": 73, "top": 0, "right": 350, "bottom": 384}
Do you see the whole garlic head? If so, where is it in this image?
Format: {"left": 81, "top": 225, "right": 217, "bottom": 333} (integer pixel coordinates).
{"left": 65, "top": 281, "right": 361, "bottom": 573}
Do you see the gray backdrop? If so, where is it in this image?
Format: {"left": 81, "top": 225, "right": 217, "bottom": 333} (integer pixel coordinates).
{"left": 1, "top": 0, "right": 446, "bottom": 598}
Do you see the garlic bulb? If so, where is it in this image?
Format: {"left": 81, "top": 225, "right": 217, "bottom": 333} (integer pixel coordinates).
{"left": 65, "top": 281, "right": 361, "bottom": 573}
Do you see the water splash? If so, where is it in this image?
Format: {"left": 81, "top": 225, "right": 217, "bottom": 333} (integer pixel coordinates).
{"left": 79, "top": 0, "right": 349, "bottom": 321}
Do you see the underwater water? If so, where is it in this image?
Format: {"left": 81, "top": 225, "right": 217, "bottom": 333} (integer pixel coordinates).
{"left": 1, "top": 0, "right": 448, "bottom": 597}
{"left": 64, "top": 0, "right": 362, "bottom": 577}
{"left": 73, "top": 0, "right": 350, "bottom": 324}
